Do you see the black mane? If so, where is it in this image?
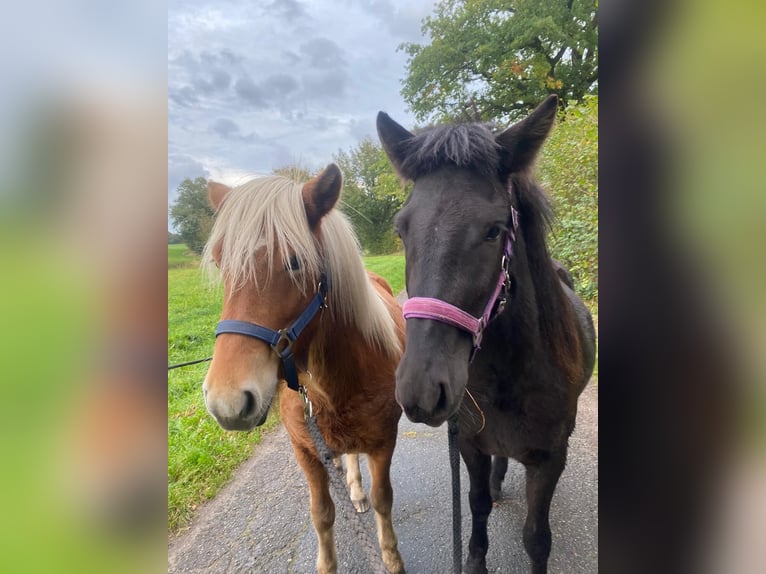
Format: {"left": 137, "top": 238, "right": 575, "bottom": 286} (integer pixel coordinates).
{"left": 400, "top": 123, "right": 502, "bottom": 179}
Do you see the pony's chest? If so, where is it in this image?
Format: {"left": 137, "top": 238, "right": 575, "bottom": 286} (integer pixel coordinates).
{"left": 460, "top": 387, "right": 568, "bottom": 457}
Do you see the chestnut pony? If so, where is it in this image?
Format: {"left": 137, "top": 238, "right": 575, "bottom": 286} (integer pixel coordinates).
{"left": 201, "top": 165, "right": 405, "bottom": 574}
{"left": 378, "top": 96, "right": 596, "bottom": 574}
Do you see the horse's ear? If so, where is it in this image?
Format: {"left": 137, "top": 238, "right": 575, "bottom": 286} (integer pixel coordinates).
{"left": 302, "top": 163, "right": 342, "bottom": 227}
{"left": 208, "top": 181, "right": 232, "bottom": 211}
{"left": 496, "top": 95, "right": 558, "bottom": 176}
{"left": 377, "top": 111, "right": 415, "bottom": 179}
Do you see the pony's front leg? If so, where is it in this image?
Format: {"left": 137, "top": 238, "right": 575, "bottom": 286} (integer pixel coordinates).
{"left": 295, "top": 446, "right": 337, "bottom": 574}
{"left": 461, "top": 441, "right": 492, "bottom": 574}
{"left": 522, "top": 449, "right": 566, "bottom": 574}
{"left": 344, "top": 453, "right": 370, "bottom": 512}
{"left": 367, "top": 449, "right": 405, "bottom": 574}
{"left": 490, "top": 456, "right": 509, "bottom": 501}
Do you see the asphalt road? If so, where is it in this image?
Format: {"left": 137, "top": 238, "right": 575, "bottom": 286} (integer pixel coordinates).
{"left": 168, "top": 378, "right": 597, "bottom": 574}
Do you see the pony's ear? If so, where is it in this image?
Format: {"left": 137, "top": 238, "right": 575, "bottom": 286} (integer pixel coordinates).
{"left": 377, "top": 111, "right": 415, "bottom": 179}
{"left": 496, "top": 95, "right": 558, "bottom": 176}
{"left": 208, "top": 181, "right": 232, "bottom": 211}
{"left": 302, "top": 163, "right": 342, "bottom": 227}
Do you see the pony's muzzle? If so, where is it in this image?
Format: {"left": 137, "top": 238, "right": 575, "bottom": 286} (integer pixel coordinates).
{"left": 395, "top": 359, "right": 460, "bottom": 427}
{"left": 396, "top": 320, "right": 471, "bottom": 426}
{"left": 203, "top": 382, "right": 273, "bottom": 431}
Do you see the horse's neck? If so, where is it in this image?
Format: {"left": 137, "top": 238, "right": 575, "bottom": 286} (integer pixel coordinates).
{"left": 305, "top": 313, "right": 364, "bottom": 402}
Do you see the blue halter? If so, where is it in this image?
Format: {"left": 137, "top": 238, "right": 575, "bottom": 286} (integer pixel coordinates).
{"left": 215, "top": 275, "right": 329, "bottom": 393}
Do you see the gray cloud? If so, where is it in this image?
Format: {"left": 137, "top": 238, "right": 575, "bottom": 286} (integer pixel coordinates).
{"left": 263, "top": 73, "right": 299, "bottom": 99}
{"left": 300, "top": 37, "right": 346, "bottom": 69}
{"left": 282, "top": 50, "right": 301, "bottom": 65}
{"left": 302, "top": 69, "right": 348, "bottom": 100}
{"left": 265, "top": 0, "right": 306, "bottom": 20}
{"left": 210, "top": 117, "right": 259, "bottom": 143}
{"left": 211, "top": 117, "right": 240, "bottom": 139}
{"left": 192, "top": 68, "right": 231, "bottom": 96}
{"left": 170, "top": 49, "right": 241, "bottom": 105}
{"left": 234, "top": 76, "right": 266, "bottom": 107}
{"left": 360, "top": 0, "right": 428, "bottom": 42}
{"left": 169, "top": 85, "right": 199, "bottom": 107}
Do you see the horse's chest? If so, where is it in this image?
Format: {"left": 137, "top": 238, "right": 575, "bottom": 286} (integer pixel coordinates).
{"left": 315, "top": 402, "right": 395, "bottom": 455}
{"left": 461, "top": 392, "right": 567, "bottom": 457}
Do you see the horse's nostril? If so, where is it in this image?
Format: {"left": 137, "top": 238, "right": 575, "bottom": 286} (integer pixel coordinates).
{"left": 240, "top": 391, "right": 256, "bottom": 419}
{"left": 436, "top": 382, "right": 448, "bottom": 414}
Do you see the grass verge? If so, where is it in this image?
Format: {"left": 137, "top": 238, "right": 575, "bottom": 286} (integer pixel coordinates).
{"left": 362, "top": 253, "right": 405, "bottom": 295}
{"left": 168, "top": 247, "right": 280, "bottom": 532}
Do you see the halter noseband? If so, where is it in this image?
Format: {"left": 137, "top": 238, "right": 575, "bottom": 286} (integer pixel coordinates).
{"left": 214, "top": 275, "right": 329, "bottom": 393}
{"left": 401, "top": 206, "right": 518, "bottom": 358}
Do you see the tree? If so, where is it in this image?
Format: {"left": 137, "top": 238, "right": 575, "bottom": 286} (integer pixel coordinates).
{"left": 334, "top": 139, "right": 409, "bottom": 254}
{"left": 272, "top": 164, "right": 317, "bottom": 182}
{"left": 400, "top": 0, "right": 598, "bottom": 123}
{"left": 169, "top": 177, "right": 215, "bottom": 254}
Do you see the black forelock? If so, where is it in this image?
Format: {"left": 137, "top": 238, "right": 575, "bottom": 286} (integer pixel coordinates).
{"left": 400, "top": 122, "right": 501, "bottom": 179}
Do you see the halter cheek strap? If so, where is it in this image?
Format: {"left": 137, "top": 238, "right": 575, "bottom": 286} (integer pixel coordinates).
{"left": 215, "top": 275, "right": 329, "bottom": 392}
{"left": 402, "top": 206, "right": 518, "bottom": 357}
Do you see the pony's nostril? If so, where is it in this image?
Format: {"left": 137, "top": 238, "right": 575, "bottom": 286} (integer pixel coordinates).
{"left": 436, "top": 382, "right": 448, "bottom": 414}
{"left": 240, "top": 391, "right": 256, "bottom": 419}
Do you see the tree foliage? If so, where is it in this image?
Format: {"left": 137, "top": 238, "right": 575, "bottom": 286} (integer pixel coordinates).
{"left": 272, "top": 164, "right": 317, "bottom": 182}
{"left": 401, "top": 0, "right": 598, "bottom": 123}
{"left": 333, "top": 139, "right": 409, "bottom": 255}
{"left": 169, "top": 177, "right": 215, "bottom": 254}
{"left": 539, "top": 95, "right": 598, "bottom": 304}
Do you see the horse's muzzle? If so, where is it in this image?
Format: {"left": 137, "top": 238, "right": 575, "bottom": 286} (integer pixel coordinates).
{"left": 395, "top": 361, "right": 462, "bottom": 427}
{"left": 205, "top": 387, "right": 273, "bottom": 431}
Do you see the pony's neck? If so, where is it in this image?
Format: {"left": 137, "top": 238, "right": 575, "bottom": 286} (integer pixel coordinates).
{"left": 304, "top": 310, "right": 367, "bottom": 406}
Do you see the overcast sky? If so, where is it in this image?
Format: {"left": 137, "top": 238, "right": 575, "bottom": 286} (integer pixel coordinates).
{"left": 168, "top": 0, "right": 435, "bottom": 218}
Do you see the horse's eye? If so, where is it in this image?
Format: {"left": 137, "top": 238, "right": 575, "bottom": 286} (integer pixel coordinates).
{"left": 485, "top": 225, "right": 502, "bottom": 241}
{"left": 286, "top": 255, "right": 301, "bottom": 271}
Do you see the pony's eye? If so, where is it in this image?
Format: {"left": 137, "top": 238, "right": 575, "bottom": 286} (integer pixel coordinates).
{"left": 286, "top": 255, "right": 301, "bottom": 271}
{"left": 485, "top": 225, "right": 502, "bottom": 241}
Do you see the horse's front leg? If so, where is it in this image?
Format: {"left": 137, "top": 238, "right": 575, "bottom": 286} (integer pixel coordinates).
{"left": 367, "top": 448, "right": 405, "bottom": 574}
{"left": 344, "top": 453, "right": 370, "bottom": 512}
{"left": 490, "top": 456, "right": 509, "bottom": 501}
{"left": 461, "top": 441, "right": 492, "bottom": 574}
{"left": 294, "top": 446, "right": 337, "bottom": 574}
{"left": 523, "top": 448, "right": 567, "bottom": 574}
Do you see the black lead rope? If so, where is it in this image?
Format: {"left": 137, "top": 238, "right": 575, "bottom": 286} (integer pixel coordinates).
{"left": 303, "top": 395, "right": 389, "bottom": 574}
{"left": 168, "top": 356, "right": 212, "bottom": 370}
{"left": 448, "top": 415, "right": 463, "bottom": 574}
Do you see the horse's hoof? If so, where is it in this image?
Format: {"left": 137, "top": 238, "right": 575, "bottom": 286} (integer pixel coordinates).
{"left": 463, "top": 556, "right": 488, "bottom": 574}
{"left": 383, "top": 552, "right": 405, "bottom": 574}
{"left": 352, "top": 495, "right": 370, "bottom": 513}
{"left": 490, "top": 486, "right": 503, "bottom": 502}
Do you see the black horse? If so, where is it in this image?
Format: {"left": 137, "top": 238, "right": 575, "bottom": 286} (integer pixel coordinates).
{"left": 377, "top": 95, "right": 596, "bottom": 574}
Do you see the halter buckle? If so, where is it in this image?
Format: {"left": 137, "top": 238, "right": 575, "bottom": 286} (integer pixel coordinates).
{"left": 473, "top": 317, "right": 485, "bottom": 348}
{"left": 272, "top": 329, "right": 293, "bottom": 356}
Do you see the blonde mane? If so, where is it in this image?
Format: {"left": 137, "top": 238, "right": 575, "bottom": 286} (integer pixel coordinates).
{"left": 202, "top": 174, "right": 401, "bottom": 357}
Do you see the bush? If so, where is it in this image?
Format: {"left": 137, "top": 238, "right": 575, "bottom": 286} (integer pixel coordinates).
{"left": 538, "top": 95, "right": 598, "bottom": 305}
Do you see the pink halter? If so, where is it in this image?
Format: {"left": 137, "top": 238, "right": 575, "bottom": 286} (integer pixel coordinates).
{"left": 402, "top": 207, "right": 519, "bottom": 355}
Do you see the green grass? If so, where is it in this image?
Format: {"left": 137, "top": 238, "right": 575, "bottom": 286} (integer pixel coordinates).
{"left": 362, "top": 253, "right": 405, "bottom": 295}
{"left": 168, "top": 243, "right": 198, "bottom": 269}
{"left": 168, "top": 246, "right": 404, "bottom": 533}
